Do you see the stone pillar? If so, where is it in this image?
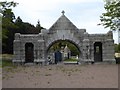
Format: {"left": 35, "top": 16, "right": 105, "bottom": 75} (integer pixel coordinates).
{"left": 13, "top": 33, "right": 21, "bottom": 64}
{"left": 103, "top": 39, "right": 115, "bottom": 62}
{"left": 34, "top": 41, "right": 38, "bottom": 62}
{"left": 90, "top": 43, "right": 94, "bottom": 62}
{"left": 102, "top": 31, "right": 115, "bottom": 62}
{"left": 20, "top": 42, "right": 25, "bottom": 63}
{"left": 36, "top": 40, "right": 45, "bottom": 64}
{"left": 82, "top": 38, "right": 90, "bottom": 62}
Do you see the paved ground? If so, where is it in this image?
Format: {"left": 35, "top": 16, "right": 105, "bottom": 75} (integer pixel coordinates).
{"left": 2, "top": 64, "right": 118, "bottom": 88}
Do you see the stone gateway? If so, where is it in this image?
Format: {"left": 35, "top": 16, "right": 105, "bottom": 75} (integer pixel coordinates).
{"left": 13, "top": 11, "right": 115, "bottom": 65}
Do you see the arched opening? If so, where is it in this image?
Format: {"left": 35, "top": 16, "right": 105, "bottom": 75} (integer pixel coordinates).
{"left": 25, "top": 43, "right": 34, "bottom": 63}
{"left": 94, "top": 42, "right": 102, "bottom": 62}
{"left": 46, "top": 40, "right": 81, "bottom": 64}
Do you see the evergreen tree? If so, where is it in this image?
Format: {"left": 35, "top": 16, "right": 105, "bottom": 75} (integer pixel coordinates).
{"left": 1, "top": 1, "right": 44, "bottom": 53}
{"left": 15, "top": 16, "right": 26, "bottom": 34}
{"left": 0, "top": 1, "right": 18, "bottom": 53}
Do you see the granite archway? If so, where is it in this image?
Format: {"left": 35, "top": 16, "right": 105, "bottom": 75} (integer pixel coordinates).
{"left": 13, "top": 11, "right": 115, "bottom": 65}
{"left": 46, "top": 39, "right": 82, "bottom": 63}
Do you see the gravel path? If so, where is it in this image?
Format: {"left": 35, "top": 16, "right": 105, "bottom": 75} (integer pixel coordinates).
{"left": 2, "top": 64, "right": 118, "bottom": 88}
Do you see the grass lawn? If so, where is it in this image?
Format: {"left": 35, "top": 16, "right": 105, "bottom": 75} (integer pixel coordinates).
{"left": 0, "top": 60, "right": 2, "bottom": 67}
{"left": 64, "top": 58, "right": 78, "bottom": 62}
{"left": 0, "top": 54, "right": 14, "bottom": 67}
{"left": 2, "top": 60, "right": 14, "bottom": 67}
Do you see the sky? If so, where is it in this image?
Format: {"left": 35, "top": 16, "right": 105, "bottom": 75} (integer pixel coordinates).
{"left": 7, "top": 0, "right": 119, "bottom": 43}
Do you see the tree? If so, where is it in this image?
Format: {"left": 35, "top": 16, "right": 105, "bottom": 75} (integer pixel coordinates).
{"left": 118, "top": 44, "right": 120, "bottom": 52}
{"left": 15, "top": 16, "right": 26, "bottom": 34}
{"left": 23, "top": 22, "right": 37, "bottom": 34}
{"left": 115, "top": 44, "right": 120, "bottom": 53}
{"left": 36, "top": 20, "right": 44, "bottom": 33}
{"left": 0, "top": 1, "right": 18, "bottom": 47}
{"left": 15, "top": 16, "right": 22, "bottom": 23}
{"left": 99, "top": 0, "right": 120, "bottom": 31}
{"left": 15, "top": 16, "right": 38, "bottom": 34}
{"left": 1, "top": 1, "right": 44, "bottom": 53}
{"left": 49, "top": 40, "right": 80, "bottom": 56}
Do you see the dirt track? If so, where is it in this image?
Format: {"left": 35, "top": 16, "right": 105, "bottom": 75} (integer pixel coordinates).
{"left": 2, "top": 64, "right": 118, "bottom": 88}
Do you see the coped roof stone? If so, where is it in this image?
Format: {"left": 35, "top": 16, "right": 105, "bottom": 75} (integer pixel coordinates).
{"left": 49, "top": 11, "right": 78, "bottom": 30}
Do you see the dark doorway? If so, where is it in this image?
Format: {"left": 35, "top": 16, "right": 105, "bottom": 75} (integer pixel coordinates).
{"left": 94, "top": 42, "right": 102, "bottom": 62}
{"left": 25, "top": 43, "right": 34, "bottom": 63}
{"left": 54, "top": 50, "right": 62, "bottom": 64}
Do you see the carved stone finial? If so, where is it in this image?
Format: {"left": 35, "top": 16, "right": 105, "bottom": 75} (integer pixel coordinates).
{"left": 61, "top": 10, "right": 65, "bottom": 15}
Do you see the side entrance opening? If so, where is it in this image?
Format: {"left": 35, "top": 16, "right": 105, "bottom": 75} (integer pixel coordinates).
{"left": 94, "top": 42, "right": 102, "bottom": 62}
{"left": 25, "top": 43, "right": 34, "bottom": 63}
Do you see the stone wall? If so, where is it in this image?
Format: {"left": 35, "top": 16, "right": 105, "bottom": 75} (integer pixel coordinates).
{"left": 13, "top": 29, "right": 115, "bottom": 64}
{"left": 13, "top": 33, "right": 45, "bottom": 64}
{"left": 13, "top": 13, "right": 115, "bottom": 64}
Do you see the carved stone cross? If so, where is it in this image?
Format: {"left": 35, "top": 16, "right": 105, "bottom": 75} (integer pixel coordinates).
{"left": 61, "top": 10, "right": 65, "bottom": 15}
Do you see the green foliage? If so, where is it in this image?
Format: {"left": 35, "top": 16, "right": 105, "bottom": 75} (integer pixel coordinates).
{"left": 99, "top": 0, "right": 120, "bottom": 31}
{"left": 49, "top": 40, "right": 80, "bottom": 55}
{"left": 2, "top": 60, "right": 13, "bottom": 67}
{"left": 15, "top": 17, "right": 37, "bottom": 34}
{"left": 2, "top": 9, "right": 15, "bottom": 21}
{"left": 115, "top": 44, "right": 120, "bottom": 53}
{"left": 23, "top": 22, "right": 37, "bottom": 34}
{"left": 36, "top": 20, "right": 44, "bottom": 33}
{"left": 0, "top": 15, "right": 2, "bottom": 40}
{"left": 0, "top": 1, "right": 18, "bottom": 10}
{"left": 118, "top": 44, "right": 120, "bottom": 52}
{"left": 1, "top": 1, "right": 18, "bottom": 48}
{"left": 115, "top": 44, "right": 118, "bottom": 52}
{"left": 1, "top": 54, "right": 14, "bottom": 67}
{"left": 0, "top": 60, "right": 1, "bottom": 67}
{"left": 64, "top": 58, "right": 78, "bottom": 62}
{"left": 1, "top": 1, "right": 42, "bottom": 53}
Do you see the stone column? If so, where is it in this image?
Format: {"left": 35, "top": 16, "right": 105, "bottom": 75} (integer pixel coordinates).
{"left": 20, "top": 42, "right": 25, "bottom": 63}
{"left": 34, "top": 41, "right": 38, "bottom": 63}
{"left": 103, "top": 39, "right": 115, "bottom": 62}
{"left": 13, "top": 40, "right": 21, "bottom": 63}
{"left": 13, "top": 33, "right": 22, "bottom": 64}
{"left": 37, "top": 40, "right": 45, "bottom": 65}
{"left": 82, "top": 38, "right": 90, "bottom": 62}
{"left": 90, "top": 43, "right": 94, "bottom": 62}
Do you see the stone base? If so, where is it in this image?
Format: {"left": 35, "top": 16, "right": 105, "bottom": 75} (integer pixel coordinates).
{"left": 63, "top": 61, "right": 78, "bottom": 64}
{"left": 80, "top": 59, "right": 116, "bottom": 65}
{"left": 102, "top": 59, "right": 116, "bottom": 64}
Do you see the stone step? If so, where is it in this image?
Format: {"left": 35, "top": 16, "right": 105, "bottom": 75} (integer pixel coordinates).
{"left": 63, "top": 61, "right": 78, "bottom": 64}
{"left": 24, "top": 63, "right": 34, "bottom": 66}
